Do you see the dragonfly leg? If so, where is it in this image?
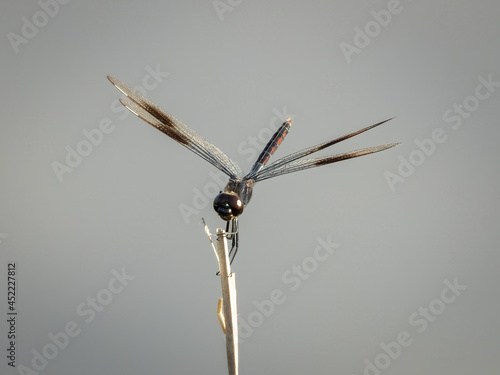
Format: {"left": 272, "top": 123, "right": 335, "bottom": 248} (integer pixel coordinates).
{"left": 228, "top": 219, "right": 239, "bottom": 265}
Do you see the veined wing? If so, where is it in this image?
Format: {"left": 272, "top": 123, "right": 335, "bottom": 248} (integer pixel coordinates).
{"left": 107, "top": 76, "right": 243, "bottom": 179}
{"left": 252, "top": 118, "right": 394, "bottom": 180}
{"left": 253, "top": 143, "right": 399, "bottom": 181}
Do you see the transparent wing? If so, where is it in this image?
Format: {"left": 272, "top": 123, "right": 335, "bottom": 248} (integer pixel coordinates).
{"left": 253, "top": 143, "right": 399, "bottom": 182}
{"left": 107, "top": 76, "right": 243, "bottom": 179}
{"left": 252, "top": 118, "right": 394, "bottom": 180}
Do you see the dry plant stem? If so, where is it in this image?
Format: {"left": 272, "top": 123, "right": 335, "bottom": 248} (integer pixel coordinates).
{"left": 215, "top": 228, "right": 239, "bottom": 375}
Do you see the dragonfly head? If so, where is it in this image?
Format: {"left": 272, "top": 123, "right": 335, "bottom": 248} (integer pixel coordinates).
{"left": 213, "top": 192, "right": 244, "bottom": 221}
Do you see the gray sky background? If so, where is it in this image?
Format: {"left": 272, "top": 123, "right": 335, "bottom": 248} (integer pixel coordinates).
{"left": 1, "top": 1, "right": 499, "bottom": 374}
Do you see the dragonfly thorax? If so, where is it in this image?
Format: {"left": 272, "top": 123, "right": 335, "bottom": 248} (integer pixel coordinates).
{"left": 213, "top": 192, "right": 244, "bottom": 221}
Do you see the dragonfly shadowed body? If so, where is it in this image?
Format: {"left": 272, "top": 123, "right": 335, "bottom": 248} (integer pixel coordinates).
{"left": 107, "top": 76, "right": 399, "bottom": 264}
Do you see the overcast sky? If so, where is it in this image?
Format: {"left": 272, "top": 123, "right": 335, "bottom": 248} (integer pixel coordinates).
{"left": 1, "top": 1, "right": 499, "bottom": 374}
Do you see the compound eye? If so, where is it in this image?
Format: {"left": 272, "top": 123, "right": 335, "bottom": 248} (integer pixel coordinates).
{"left": 213, "top": 193, "right": 243, "bottom": 220}
{"left": 227, "top": 195, "right": 243, "bottom": 216}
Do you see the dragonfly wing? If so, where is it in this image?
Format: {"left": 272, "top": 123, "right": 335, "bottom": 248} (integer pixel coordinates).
{"left": 254, "top": 118, "right": 394, "bottom": 178}
{"left": 108, "top": 76, "right": 243, "bottom": 179}
{"left": 253, "top": 143, "right": 400, "bottom": 182}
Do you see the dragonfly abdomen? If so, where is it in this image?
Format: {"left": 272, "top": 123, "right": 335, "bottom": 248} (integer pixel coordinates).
{"left": 247, "top": 118, "right": 292, "bottom": 176}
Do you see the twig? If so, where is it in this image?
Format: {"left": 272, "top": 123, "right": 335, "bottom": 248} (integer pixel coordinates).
{"left": 203, "top": 223, "right": 239, "bottom": 375}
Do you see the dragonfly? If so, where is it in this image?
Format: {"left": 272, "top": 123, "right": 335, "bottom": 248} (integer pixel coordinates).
{"left": 107, "top": 76, "right": 399, "bottom": 264}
